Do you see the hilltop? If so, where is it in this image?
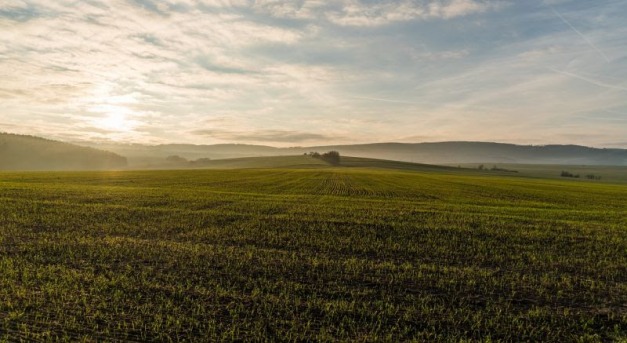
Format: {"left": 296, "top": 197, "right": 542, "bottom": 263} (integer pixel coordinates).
{"left": 0, "top": 133, "right": 127, "bottom": 170}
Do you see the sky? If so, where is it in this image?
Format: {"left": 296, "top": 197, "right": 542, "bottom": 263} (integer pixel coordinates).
{"left": 1, "top": 0, "right": 626, "bottom": 147}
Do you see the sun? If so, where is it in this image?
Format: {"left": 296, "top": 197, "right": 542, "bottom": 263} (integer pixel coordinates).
{"left": 83, "top": 84, "right": 143, "bottom": 135}
{"left": 92, "top": 105, "right": 135, "bottom": 132}
{"left": 101, "top": 112, "right": 130, "bottom": 131}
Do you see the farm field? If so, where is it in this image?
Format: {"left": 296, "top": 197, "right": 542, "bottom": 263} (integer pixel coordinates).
{"left": 454, "top": 163, "right": 627, "bottom": 184}
{"left": 0, "top": 166, "right": 626, "bottom": 341}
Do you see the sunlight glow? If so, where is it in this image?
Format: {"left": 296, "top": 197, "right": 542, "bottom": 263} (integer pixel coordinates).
{"left": 91, "top": 104, "right": 136, "bottom": 132}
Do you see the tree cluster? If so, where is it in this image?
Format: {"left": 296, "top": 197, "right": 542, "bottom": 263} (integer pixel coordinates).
{"left": 560, "top": 171, "right": 579, "bottom": 178}
{"left": 305, "top": 151, "right": 341, "bottom": 165}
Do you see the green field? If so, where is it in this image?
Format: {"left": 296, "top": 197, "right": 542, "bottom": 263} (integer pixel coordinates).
{"left": 454, "top": 163, "right": 627, "bottom": 184}
{"left": 1, "top": 165, "right": 626, "bottom": 341}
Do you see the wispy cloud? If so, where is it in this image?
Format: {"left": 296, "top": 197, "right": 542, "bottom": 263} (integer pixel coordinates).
{"left": 192, "top": 129, "right": 337, "bottom": 143}
{"left": 349, "top": 96, "right": 426, "bottom": 105}
{"left": 325, "top": 0, "right": 503, "bottom": 26}
{"left": 0, "top": 0, "right": 626, "bottom": 147}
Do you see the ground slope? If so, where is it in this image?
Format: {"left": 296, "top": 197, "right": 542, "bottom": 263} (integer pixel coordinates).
{"left": 183, "top": 155, "right": 463, "bottom": 172}
{"left": 0, "top": 133, "right": 127, "bottom": 170}
{"left": 185, "top": 155, "right": 329, "bottom": 169}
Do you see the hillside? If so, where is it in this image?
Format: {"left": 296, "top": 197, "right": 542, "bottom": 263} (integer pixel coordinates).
{"left": 83, "top": 141, "right": 627, "bottom": 167}
{"left": 169, "top": 155, "right": 626, "bottom": 183}
{"left": 340, "top": 156, "right": 465, "bottom": 172}
{"left": 154, "top": 155, "right": 329, "bottom": 170}
{"left": 0, "top": 133, "right": 127, "bottom": 170}
{"left": 83, "top": 142, "right": 281, "bottom": 167}
{"left": 137, "top": 154, "right": 473, "bottom": 173}
{"left": 312, "top": 142, "right": 627, "bottom": 165}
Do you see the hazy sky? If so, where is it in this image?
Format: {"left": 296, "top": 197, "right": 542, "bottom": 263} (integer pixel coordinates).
{"left": 1, "top": 0, "right": 626, "bottom": 147}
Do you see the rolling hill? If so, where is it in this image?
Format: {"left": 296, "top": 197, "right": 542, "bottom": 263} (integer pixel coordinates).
{"left": 138, "top": 154, "right": 470, "bottom": 174}
{"left": 317, "top": 142, "right": 627, "bottom": 165}
{"left": 150, "top": 154, "right": 627, "bottom": 183}
{"left": 0, "top": 133, "right": 128, "bottom": 170}
{"left": 153, "top": 155, "right": 329, "bottom": 170}
{"left": 82, "top": 141, "right": 627, "bottom": 167}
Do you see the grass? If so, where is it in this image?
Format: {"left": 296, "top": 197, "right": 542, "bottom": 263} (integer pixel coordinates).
{"left": 0, "top": 167, "right": 626, "bottom": 341}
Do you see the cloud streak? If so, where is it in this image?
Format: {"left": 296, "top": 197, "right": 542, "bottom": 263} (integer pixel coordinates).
{"left": 192, "top": 129, "right": 337, "bottom": 143}
{"left": 349, "top": 96, "right": 418, "bottom": 105}
{"left": 548, "top": 67, "right": 627, "bottom": 91}
{"left": 550, "top": 7, "right": 610, "bottom": 62}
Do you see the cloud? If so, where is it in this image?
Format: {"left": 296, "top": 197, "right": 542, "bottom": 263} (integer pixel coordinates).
{"left": 428, "top": 0, "right": 502, "bottom": 19}
{"left": 251, "top": 0, "right": 327, "bottom": 20}
{"left": 323, "top": 0, "right": 504, "bottom": 26}
{"left": 0, "top": 0, "right": 626, "bottom": 147}
{"left": 0, "top": 1, "right": 40, "bottom": 22}
{"left": 192, "top": 129, "right": 337, "bottom": 143}
{"left": 0, "top": 0, "right": 27, "bottom": 9}
{"left": 603, "top": 141, "right": 627, "bottom": 147}
{"left": 192, "top": 0, "right": 505, "bottom": 24}
{"left": 349, "top": 95, "right": 427, "bottom": 105}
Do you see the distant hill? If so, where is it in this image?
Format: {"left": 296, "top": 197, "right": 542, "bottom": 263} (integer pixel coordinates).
{"left": 306, "top": 142, "right": 627, "bottom": 165}
{"left": 84, "top": 141, "right": 627, "bottom": 167}
{"left": 0, "top": 133, "right": 127, "bottom": 170}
